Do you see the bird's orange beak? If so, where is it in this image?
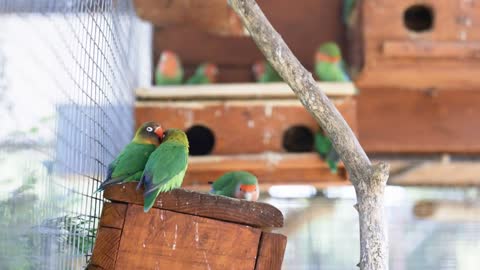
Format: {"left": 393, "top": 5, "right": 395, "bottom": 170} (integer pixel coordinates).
{"left": 154, "top": 126, "right": 164, "bottom": 138}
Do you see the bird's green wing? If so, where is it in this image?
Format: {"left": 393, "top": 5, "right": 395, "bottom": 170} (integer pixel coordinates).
{"left": 211, "top": 172, "right": 239, "bottom": 197}
{"left": 327, "top": 147, "right": 340, "bottom": 174}
{"left": 141, "top": 142, "right": 188, "bottom": 211}
{"left": 314, "top": 132, "right": 332, "bottom": 158}
{"left": 96, "top": 143, "right": 156, "bottom": 191}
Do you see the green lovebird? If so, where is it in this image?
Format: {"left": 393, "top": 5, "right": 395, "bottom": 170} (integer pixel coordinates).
{"left": 314, "top": 131, "right": 340, "bottom": 174}
{"left": 313, "top": 42, "right": 354, "bottom": 174}
{"left": 252, "top": 60, "right": 282, "bottom": 83}
{"left": 155, "top": 50, "right": 184, "bottom": 85}
{"left": 186, "top": 62, "right": 219, "bottom": 84}
{"left": 95, "top": 122, "right": 164, "bottom": 192}
{"left": 209, "top": 171, "right": 259, "bottom": 201}
{"left": 138, "top": 128, "right": 189, "bottom": 212}
{"left": 315, "top": 42, "right": 351, "bottom": 82}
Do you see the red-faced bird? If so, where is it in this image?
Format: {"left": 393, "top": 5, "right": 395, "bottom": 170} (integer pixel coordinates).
{"left": 155, "top": 50, "right": 184, "bottom": 85}
{"left": 210, "top": 171, "right": 260, "bottom": 201}
{"left": 186, "top": 62, "right": 219, "bottom": 84}
{"left": 95, "top": 121, "right": 163, "bottom": 192}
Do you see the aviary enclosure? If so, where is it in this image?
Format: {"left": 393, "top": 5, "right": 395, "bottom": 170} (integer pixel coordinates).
{"left": 0, "top": 0, "right": 479, "bottom": 269}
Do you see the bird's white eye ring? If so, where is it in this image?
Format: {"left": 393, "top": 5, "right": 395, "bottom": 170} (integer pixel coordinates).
{"left": 146, "top": 127, "right": 153, "bottom": 132}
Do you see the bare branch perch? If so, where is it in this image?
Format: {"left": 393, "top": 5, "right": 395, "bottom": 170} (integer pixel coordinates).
{"left": 227, "top": 0, "right": 390, "bottom": 269}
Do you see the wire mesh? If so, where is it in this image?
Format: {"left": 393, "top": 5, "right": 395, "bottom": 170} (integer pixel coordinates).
{"left": 0, "top": 0, "right": 149, "bottom": 269}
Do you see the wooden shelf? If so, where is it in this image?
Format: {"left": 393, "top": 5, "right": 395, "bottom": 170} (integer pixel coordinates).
{"left": 183, "top": 153, "right": 348, "bottom": 185}
{"left": 389, "top": 162, "right": 480, "bottom": 187}
{"left": 136, "top": 82, "right": 357, "bottom": 101}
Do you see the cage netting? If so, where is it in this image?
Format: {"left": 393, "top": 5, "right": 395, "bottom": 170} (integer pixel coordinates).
{"left": 0, "top": 0, "right": 150, "bottom": 269}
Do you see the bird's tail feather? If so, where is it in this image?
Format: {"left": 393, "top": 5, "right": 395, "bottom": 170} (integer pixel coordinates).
{"left": 94, "top": 178, "right": 122, "bottom": 193}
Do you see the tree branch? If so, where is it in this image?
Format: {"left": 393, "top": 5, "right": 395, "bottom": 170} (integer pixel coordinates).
{"left": 227, "top": 0, "right": 390, "bottom": 269}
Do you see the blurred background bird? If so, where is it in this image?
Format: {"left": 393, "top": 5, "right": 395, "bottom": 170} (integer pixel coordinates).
{"left": 155, "top": 50, "right": 184, "bottom": 85}
{"left": 210, "top": 171, "right": 260, "bottom": 201}
{"left": 252, "top": 60, "right": 282, "bottom": 83}
{"left": 186, "top": 62, "right": 219, "bottom": 84}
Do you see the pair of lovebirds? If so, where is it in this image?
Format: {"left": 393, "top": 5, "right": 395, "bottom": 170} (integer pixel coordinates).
{"left": 95, "top": 122, "right": 260, "bottom": 212}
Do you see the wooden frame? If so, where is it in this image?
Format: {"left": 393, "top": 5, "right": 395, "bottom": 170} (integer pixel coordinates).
{"left": 89, "top": 184, "right": 287, "bottom": 270}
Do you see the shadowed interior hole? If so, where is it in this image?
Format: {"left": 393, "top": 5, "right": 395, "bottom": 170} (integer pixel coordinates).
{"left": 282, "top": 125, "right": 314, "bottom": 153}
{"left": 404, "top": 5, "right": 434, "bottom": 32}
{"left": 186, "top": 125, "right": 215, "bottom": 156}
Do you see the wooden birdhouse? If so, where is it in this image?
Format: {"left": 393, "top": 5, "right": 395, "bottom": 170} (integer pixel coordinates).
{"left": 351, "top": 0, "right": 480, "bottom": 89}
{"left": 135, "top": 83, "right": 357, "bottom": 187}
{"left": 88, "top": 183, "right": 286, "bottom": 270}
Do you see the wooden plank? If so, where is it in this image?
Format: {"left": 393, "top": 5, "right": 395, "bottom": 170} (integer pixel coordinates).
{"left": 358, "top": 88, "right": 480, "bottom": 153}
{"left": 134, "top": 0, "right": 245, "bottom": 36}
{"left": 115, "top": 204, "right": 261, "bottom": 270}
{"left": 414, "top": 200, "right": 480, "bottom": 222}
{"left": 355, "top": 0, "right": 480, "bottom": 89}
{"left": 383, "top": 41, "right": 480, "bottom": 59}
{"left": 255, "top": 232, "right": 287, "bottom": 270}
{"left": 136, "top": 98, "right": 357, "bottom": 155}
{"left": 389, "top": 162, "right": 480, "bottom": 186}
{"left": 154, "top": 0, "right": 344, "bottom": 68}
{"left": 90, "top": 227, "right": 122, "bottom": 270}
{"left": 99, "top": 203, "right": 127, "bottom": 229}
{"left": 136, "top": 82, "right": 357, "bottom": 100}
{"left": 184, "top": 153, "right": 348, "bottom": 184}
{"left": 104, "top": 183, "right": 284, "bottom": 228}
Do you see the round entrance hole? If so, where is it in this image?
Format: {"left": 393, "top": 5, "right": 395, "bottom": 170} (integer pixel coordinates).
{"left": 186, "top": 125, "right": 215, "bottom": 156}
{"left": 404, "top": 5, "right": 434, "bottom": 32}
{"left": 282, "top": 125, "right": 314, "bottom": 153}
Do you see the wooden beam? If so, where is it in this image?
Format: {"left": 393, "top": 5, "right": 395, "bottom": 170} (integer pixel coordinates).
{"left": 99, "top": 203, "right": 127, "bottom": 229}
{"left": 153, "top": 0, "right": 345, "bottom": 67}
{"left": 90, "top": 227, "right": 122, "bottom": 270}
{"left": 184, "top": 153, "right": 348, "bottom": 184}
{"left": 136, "top": 82, "right": 357, "bottom": 100}
{"left": 136, "top": 97, "right": 357, "bottom": 155}
{"left": 103, "top": 183, "right": 284, "bottom": 228}
{"left": 383, "top": 41, "right": 480, "bottom": 59}
{"left": 390, "top": 162, "right": 480, "bottom": 186}
{"left": 115, "top": 204, "right": 261, "bottom": 269}
{"left": 255, "top": 232, "right": 287, "bottom": 270}
{"left": 134, "top": 0, "right": 245, "bottom": 36}
{"left": 414, "top": 200, "right": 480, "bottom": 222}
{"left": 358, "top": 88, "right": 480, "bottom": 153}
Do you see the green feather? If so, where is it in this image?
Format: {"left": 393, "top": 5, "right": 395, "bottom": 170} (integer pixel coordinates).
{"left": 211, "top": 171, "right": 258, "bottom": 198}
{"left": 140, "top": 129, "right": 189, "bottom": 212}
{"left": 255, "top": 61, "right": 282, "bottom": 83}
{"left": 314, "top": 132, "right": 332, "bottom": 159}
{"left": 96, "top": 142, "right": 156, "bottom": 192}
{"left": 186, "top": 63, "right": 217, "bottom": 85}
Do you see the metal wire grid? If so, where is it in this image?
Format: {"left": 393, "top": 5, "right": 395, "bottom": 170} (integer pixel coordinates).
{"left": 269, "top": 186, "right": 480, "bottom": 270}
{"left": 0, "top": 0, "right": 147, "bottom": 269}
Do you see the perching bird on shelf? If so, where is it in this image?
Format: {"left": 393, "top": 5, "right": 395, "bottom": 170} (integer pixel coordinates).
{"left": 252, "top": 60, "right": 282, "bottom": 83}
{"left": 314, "top": 131, "right": 340, "bottom": 174}
{"left": 138, "top": 128, "right": 189, "bottom": 212}
{"left": 95, "top": 121, "right": 163, "bottom": 192}
{"left": 343, "top": 0, "right": 357, "bottom": 27}
{"left": 186, "top": 62, "right": 219, "bottom": 84}
{"left": 209, "top": 171, "right": 259, "bottom": 201}
{"left": 313, "top": 42, "right": 353, "bottom": 173}
{"left": 155, "top": 50, "right": 184, "bottom": 85}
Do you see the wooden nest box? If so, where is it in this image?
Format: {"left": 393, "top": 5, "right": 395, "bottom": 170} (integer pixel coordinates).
{"left": 135, "top": 83, "right": 357, "bottom": 188}
{"left": 351, "top": 0, "right": 480, "bottom": 89}
{"left": 89, "top": 183, "right": 286, "bottom": 269}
